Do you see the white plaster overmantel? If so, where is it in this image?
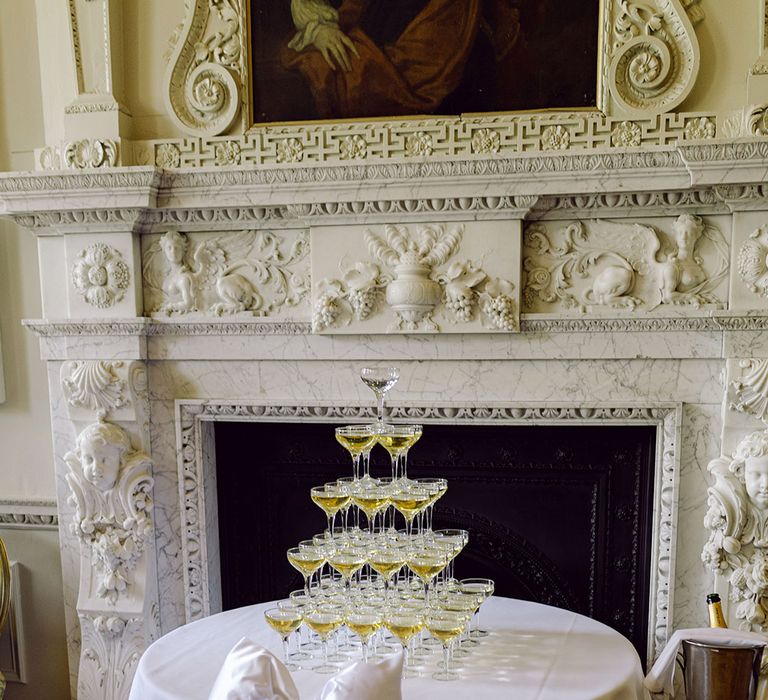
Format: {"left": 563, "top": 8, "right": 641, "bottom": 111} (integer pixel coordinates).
{"left": 4, "top": 137, "right": 768, "bottom": 698}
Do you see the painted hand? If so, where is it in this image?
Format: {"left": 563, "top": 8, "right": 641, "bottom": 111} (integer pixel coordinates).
{"left": 312, "top": 23, "right": 359, "bottom": 72}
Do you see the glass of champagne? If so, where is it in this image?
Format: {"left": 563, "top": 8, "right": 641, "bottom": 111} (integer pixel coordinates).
{"left": 328, "top": 547, "right": 367, "bottom": 595}
{"left": 351, "top": 482, "right": 390, "bottom": 534}
{"left": 390, "top": 487, "right": 431, "bottom": 537}
{"left": 287, "top": 545, "right": 325, "bottom": 597}
{"left": 304, "top": 608, "right": 345, "bottom": 674}
{"left": 264, "top": 607, "right": 303, "bottom": 671}
{"left": 368, "top": 546, "right": 406, "bottom": 604}
{"left": 360, "top": 366, "right": 399, "bottom": 428}
{"left": 345, "top": 611, "right": 382, "bottom": 663}
{"left": 459, "top": 578, "right": 495, "bottom": 638}
{"left": 426, "top": 610, "right": 467, "bottom": 681}
{"left": 414, "top": 478, "right": 447, "bottom": 533}
{"left": 407, "top": 547, "right": 448, "bottom": 604}
{"left": 311, "top": 484, "right": 351, "bottom": 535}
{"left": 378, "top": 424, "right": 420, "bottom": 481}
{"left": 335, "top": 425, "right": 377, "bottom": 480}
{"left": 383, "top": 610, "right": 423, "bottom": 678}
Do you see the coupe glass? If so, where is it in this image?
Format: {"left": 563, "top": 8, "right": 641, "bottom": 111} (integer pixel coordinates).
{"left": 345, "top": 611, "right": 382, "bottom": 663}
{"left": 304, "top": 608, "right": 345, "bottom": 673}
{"left": 378, "top": 424, "right": 421, "bottom": 481}
{"left": 426, "top": 610, "right": 467, "bottom": 681}
{"left": 383, "top": 610, "right": 423, "bottom": 678}
{"left": 335, "top": 425, "right": 377, "bottom": 480}
{"left": 360, "top": 366, "right": 399, "bottom": 428}
{"left": 286, "top": 545, "right": 325, "bottom": 597}
{"left": 459, "top": 578, "right": 495, "bottom": 638}
{"left": 264, "top": 607, "right": 303, "bottom": 671}
{"left": 310, "top": 484, "right": 350, "bottom": 535}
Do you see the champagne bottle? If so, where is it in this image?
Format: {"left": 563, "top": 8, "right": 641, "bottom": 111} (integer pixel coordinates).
{"left": 706, "top": 593, "right": 727, "bottom": 628}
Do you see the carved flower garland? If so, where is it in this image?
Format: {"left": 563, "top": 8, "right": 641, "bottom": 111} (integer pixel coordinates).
{"left": 72, "top": 244, "right": 130, "bottom": 309}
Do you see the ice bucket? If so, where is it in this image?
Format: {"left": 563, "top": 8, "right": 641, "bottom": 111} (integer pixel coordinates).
{"left": 681, "top": 639, "right": 764, "bottom": 700}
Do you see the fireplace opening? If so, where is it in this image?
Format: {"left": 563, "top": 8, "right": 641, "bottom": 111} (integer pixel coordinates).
{"left": 214, "top": 421, "right": 656, "bottom": 660}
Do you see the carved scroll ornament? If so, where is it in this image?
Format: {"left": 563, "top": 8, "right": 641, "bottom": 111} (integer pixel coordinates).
{"left": 164, "top": 0, "right": 246, "bottom": 136}
{"left": 730, "top": 360, "right": 768, "bottom": 425}
{"left": 142, "top": 229, "right": 310, "bottom": 316}
{"left": 607, "top": 0, "right": 702, "bottom": 115}
{"left": 522, "top": 214, "right": 728, "bottom": 313}
{"left": 65, "top": 421, "right": 153, "bottom": 604}
{"left": 703, "top": 430, "right": 768, "bottom": 631}
{"left": 738, "top": 227, "right": 768, "bottom": 299}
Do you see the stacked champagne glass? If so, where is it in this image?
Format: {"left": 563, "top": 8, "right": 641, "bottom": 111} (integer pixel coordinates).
{"left": 264, "top": 367, "right": 495, "bottom": 681}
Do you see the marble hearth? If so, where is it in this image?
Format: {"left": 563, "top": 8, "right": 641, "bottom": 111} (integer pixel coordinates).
{"left": 4, "top": 144, "right": 768, "bottom": 697}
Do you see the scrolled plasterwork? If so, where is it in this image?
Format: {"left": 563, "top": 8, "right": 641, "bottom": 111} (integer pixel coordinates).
{"left": 142, "top": 229, "right": 310, "bottom": 316}
{"left": 747, "top": 105, "right": 768, "bottom": 137}
{"left": 71, "top": 243, "right": 131, "bottom": 309}
{"left": 78, "top": 613, "right": 148, "bottom": 700}
{"left": 164, "top": 0, "right": 246, "bottom": 137}
{"left": 703, "top": 430, "right": 768, "bottom": 630}
{"left": 312, "top": 224, "right": 519, "bottom": 333}
{"left": 738, "top": 227, "right": 768, "bottom": 299}
{"left": 65, "top": 420, "right": 153, "bottom": 604}
{"left": 62, "top": 361, "right": 129, "bottom": 418}
{"left": 730, "top": 360, "right": 768, "bottom": 425}
{"left": 178, "top": 400, "right": 679, "bottom": 663}
{"left": 64, "top": 139, "right": 119, "bottom": 169}
{"left": 607, "top": 0, "right": 701, "bottom": 115}
{"left": 522, "top": 214, "right": 729, "bottom": 313}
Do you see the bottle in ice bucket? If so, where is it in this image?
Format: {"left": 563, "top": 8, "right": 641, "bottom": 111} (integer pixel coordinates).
{"left": 706, "top": 592, "right": 727, "bottom": 628}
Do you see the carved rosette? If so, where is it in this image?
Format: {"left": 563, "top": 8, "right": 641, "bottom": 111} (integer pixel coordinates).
{"left": 64, "top": 421, "right": 153, "bottom": 604}
{"left": 703, "top": 430, "right": 768, "bottom": 631}
{"left": 607, "top": 0, "right": 701, "bottom": 115}
{"left": 738, "top": 227, "right": 768, "bottom": 298}
{"left": 71, "top": 244, "right": 130, "bottom": 309}
{"left": 62, "top": 361, "right": 129, "bottom": 418}
{"left": 164, "top": 0, "right": 245, "bottom": 136}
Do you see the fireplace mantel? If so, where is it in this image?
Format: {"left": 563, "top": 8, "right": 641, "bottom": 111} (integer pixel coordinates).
{"left": 3, "top": 139, "right": 768, "bottom": 698}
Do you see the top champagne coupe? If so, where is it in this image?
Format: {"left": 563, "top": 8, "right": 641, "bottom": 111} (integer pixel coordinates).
{"left": 360, "top": 366, "right": 399, "bottom": 428}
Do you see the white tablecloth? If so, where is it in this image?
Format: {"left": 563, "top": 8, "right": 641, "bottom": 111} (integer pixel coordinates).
{"left": 129, "top": 597, "right": 648, "bottom": 700}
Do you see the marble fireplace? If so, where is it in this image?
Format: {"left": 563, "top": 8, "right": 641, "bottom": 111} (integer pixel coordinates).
{"left": 4, "top": 0, "right": 768, "bottom": 689}
{"left": 5, "top": 148, "right": 768, "bottom": 699}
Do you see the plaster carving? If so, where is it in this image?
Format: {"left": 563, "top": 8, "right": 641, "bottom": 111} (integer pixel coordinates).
{"left": 143, "top": 229, "right": 309, "bottom": 316}
{"left": 730, "top": 361, "right": 768, "bottom": 425}
{"left": 523, "top": 214, "right": 728, "bottom": 312}
{"left": 683, "top": 116, "right": 716, "bottom": 140}
{"left": 64, "top": 139, "right": 119, "bottom": 169}
{"left": 164, "top": 0, "right": 246, "bottom": 136}
{"left": 738, "top": 227, "right": 768, "bottom": 299}
{"left": 607, "top": 0, "right": 701, "bottom": 115}
{"left": 155, "top": 143, "right": 182, "bottom": 168}
{"left": 703, "top": 430, "right": 768, "bottom": 630}
{"left": 78, "top": 613, "right": 148, "bottom": 700}
{"left": 62, "top": 361, "right": 129, "bottom": 418}
{"left": 747, "top": 104, "right": 768, "bottom": 137}
{"left": 71, "top": 243, "right": 130, "bottom": 309}
{"left": 540, "top": 125, "right": 571, "bottom": 151}
{"left": 611, "top": 121, "right": 642, "bottom": 147}
{"left": 64, "top": 421, "right": 153, "bottom": 604}
{"left": 312, "top": 224, "right": 518, "bottom": 333}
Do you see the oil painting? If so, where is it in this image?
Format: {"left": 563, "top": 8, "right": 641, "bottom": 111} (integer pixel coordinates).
{"left": 249, "top": 0, "right": 601, "bottom": 124}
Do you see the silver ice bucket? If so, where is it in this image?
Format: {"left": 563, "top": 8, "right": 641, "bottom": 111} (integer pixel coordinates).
{"left": 681, "top": 639, "right": 764, "bottom": 700}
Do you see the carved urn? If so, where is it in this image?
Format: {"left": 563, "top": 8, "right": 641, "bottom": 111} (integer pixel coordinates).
{"left": 385, "top": 262, "right": 443, "bottom": 323}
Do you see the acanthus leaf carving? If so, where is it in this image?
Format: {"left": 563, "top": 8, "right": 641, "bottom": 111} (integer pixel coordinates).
{"left": 64, "top": 139, "right": 119, "bottom": 169}
{"left": 738, "top": 226, "right": 768, "bottom": 298}
{"left": 730, "top": 360, "right": 768, "bottom": 425}
{"left": 143, "top": 229, "right": 310, "bottom": 317}
{"left": 522, "top": 214, "right": 728, "bottom": 313}
{"left": 607, "top": 0, "right": 701, "bottom": 115}
{"left": 62, "top": 361, "right": 129, "bottom": 419}
{"left": 65, "top": 420, "right": 153, "bottom": 605}
{"left": 703, "top": 430, "right": 768, "bottom": 631}
{"left": 164, "top": 0, "right": 245, "bottom": 137}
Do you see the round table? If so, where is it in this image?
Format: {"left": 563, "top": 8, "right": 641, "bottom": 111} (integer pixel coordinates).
{"left": 129, "top": 597, "right": 649, "bottom": 700}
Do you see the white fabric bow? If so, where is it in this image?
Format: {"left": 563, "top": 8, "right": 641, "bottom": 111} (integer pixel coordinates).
{"left": 207, "top": 637, "right": 300, "bottom": 700}
{"left": 318, "top": 651, "right": 403, "bottom": 700}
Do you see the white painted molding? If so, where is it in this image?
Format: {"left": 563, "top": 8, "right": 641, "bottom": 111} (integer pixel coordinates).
{"left": 0, "top": 500, "right": 58, "bottom": 530}
{"left": 176, "top": 399, "right": 681, "bottom": 666}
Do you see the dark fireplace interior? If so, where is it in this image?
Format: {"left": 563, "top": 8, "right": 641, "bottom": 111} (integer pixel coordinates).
{"left": 214, "top": 421, "right": 656, "bottom": 660}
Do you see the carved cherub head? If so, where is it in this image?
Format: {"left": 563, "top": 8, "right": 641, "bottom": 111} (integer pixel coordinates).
{"left": 77, "top": 421, "right": 132, "bottom": 491}
{"left": 159, "top": 230, "right": 187, "bottom": 265}
{"left": 672, "top": 214, "right": 704, "bottom": 251}
{"left": 732, "top": 430, "right": 768, "bottom": 512}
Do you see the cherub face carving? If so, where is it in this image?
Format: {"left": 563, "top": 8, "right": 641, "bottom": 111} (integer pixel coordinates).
{"left": 746, "top": 455, "right": 768, "bottom": 512}
{"left": 76, "top": 421, "right": 131, "bottom": 492}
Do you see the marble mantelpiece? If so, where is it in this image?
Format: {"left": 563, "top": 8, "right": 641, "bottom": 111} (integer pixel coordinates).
{"left": 4, "top": 145, "right": 768, "bottom": 698}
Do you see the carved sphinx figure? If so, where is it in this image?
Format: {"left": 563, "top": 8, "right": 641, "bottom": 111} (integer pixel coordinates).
{"left": 656, "top": 214, "right": 710, "bottom": 305}
{"left": 703, "top": 430, "right": 768, "bottom": 629}
{"left": 65, "top": 421, "right": 153, "bottom": 604}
